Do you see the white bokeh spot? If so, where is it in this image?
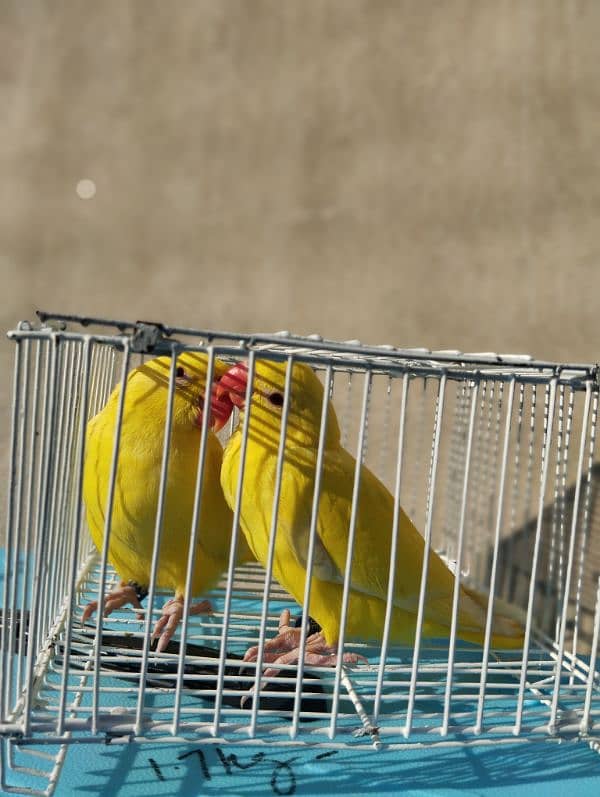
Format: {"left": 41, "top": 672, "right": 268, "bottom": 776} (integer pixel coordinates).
{"left": 76, "top": 179, "right": 96, "bottom": 199}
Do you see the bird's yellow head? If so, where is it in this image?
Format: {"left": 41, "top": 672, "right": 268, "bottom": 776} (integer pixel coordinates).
{"left": 122, "top": 351, "right": 231, "bottom": 431}
{"left": 214, "top": 358, "right": 341, "bottom": 449}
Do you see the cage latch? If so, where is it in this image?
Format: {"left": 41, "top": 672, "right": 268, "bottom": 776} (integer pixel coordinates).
{"left": 130, "top": 322, "right": 165, "bottom": 353}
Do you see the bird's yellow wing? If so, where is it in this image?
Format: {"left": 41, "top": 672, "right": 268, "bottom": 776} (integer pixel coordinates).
{"left": 281, "top": 445, "right": 501, "bottom": 636}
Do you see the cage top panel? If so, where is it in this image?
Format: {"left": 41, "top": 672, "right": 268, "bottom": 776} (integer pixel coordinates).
{"left": 7, "top": 310, "right": 599, "bottom": 388}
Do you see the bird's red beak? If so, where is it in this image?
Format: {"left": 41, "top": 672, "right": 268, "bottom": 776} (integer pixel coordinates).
{"left": 210, "top": 362, "right": 249, "bottom": 432}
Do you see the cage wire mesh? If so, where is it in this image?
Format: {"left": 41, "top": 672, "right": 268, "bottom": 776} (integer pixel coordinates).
{"left": 1, "top": 312, "right": 600, "bottom": 794}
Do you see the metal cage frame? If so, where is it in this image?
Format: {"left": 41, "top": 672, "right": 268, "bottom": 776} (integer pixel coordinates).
{"left": 1, "top": 311, "right": 600, "bottom": 794}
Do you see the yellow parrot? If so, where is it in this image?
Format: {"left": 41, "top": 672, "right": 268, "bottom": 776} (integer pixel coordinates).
{"left": 83, "top": 351, "right": 252, "bottom": 652}
{"left": 215, "top": 359, "right": 524, "bottom": 670}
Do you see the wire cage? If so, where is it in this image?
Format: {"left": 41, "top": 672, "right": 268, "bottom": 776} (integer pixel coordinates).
{"left": 1, "top": 312, "right": 600, "bottom": 794}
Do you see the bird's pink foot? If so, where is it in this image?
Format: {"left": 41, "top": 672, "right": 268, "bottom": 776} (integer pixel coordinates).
{"left": 241, "top": 609, "right": 367, "bottom": 707}
{"left": 151, "top": 596, "right": 213, "bottom": 653}
{"left": 243, "top": 608, "right": 305, "bottom": 664}
{"left": 82, "top": 581, "right": 145, "bottom": 624}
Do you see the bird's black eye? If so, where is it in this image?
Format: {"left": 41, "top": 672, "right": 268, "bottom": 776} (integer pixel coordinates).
{"left": 268, "top": 392, "right": 285, "bottom": 407}
{"left": 176, "top": 366, "right": 186, "bottom": 379}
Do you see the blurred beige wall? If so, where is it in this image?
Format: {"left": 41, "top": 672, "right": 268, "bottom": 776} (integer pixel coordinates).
{"left": 2, "top": 0, "right": 600, "bottom": 512}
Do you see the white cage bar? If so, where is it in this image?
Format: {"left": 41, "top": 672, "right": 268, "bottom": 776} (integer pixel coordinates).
{"left": 1, "top": 312, "right": 600, "bottom": 794}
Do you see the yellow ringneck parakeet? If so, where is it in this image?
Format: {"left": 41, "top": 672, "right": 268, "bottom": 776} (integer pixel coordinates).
{"left": 83, "top": 351, "right": 252, "bottom": 651}
{"left": 216, "top": 359, "right": 523, "bottom": 666}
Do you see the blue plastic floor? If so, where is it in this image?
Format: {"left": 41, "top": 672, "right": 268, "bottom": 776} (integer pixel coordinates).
{"left": 2, "top": 548, "right": 600, "bottom": 796}
{"left": 55, "top": 735, "right": 600, "bottom": 796}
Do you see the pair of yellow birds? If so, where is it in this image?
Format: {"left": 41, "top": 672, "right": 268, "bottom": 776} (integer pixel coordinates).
{"left": 83, "top": 351, "right": 523, "bottom": 668}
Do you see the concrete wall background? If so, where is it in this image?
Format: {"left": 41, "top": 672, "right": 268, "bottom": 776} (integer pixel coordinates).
{"left": 2, "top": 0, "right": 600, "bottom": 515}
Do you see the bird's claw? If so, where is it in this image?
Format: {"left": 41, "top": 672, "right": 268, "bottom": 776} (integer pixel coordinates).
{"left": 151, "top": 597, "right": 213, "bottom": 653}
{"left": 240, "top": 609, "right": 367, "bottom": 707}
{"left": 81, "top": 582, "right": 144, "bottom": 624}
{"left": 242, "top": 608, "right": 304, "bottom": 663}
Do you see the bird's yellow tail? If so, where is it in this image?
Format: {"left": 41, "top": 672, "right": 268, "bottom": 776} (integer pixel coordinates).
{"left": 422, "top": 585, "right": 525, "bottom": 649}
{"left": 458, "top": 585, "right": 525, "bottom": 649}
